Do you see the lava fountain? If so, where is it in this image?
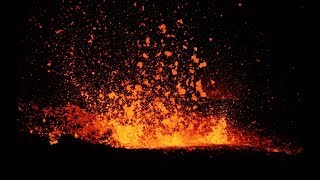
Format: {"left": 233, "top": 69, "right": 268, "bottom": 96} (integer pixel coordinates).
{"left": 17, "top": 0, "right": 301, "bottom": 154}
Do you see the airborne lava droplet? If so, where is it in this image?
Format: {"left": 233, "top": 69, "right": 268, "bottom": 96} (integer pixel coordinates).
{"left": 19, "top": 0, "right": 300, "bottom": 154}
{"left": 142, "top": 53, "right": 149, "bottom": 59}
{"left": 55, "top": 29, "right": 63, "bottom": 34}
{"left": 158, "top": 24, "right": 167, "bottom": 34}
{"left": 164, "top": 51, "right": 173, "bottom": 57}
{"left": 146, "top": 37, "right": 151, "bottom": 47}
{"left": 191, "top": 54, "right": 200, "bottom": 63}
{"left": 196, "top": 80, "right": 207, "bottom": 97}
{"left": 88, "top": 34, "right": 94, "bottom": 44}
{"left": 176, "top": 83, "right": 186, "bottom": 95}
{"left": 177, "top": 19, "right": 183, "bottom": 24}
{"left": 172, "top": 69, "right": 177, "bottom": 75}
{"left": 199, "top": 62, "right": 207, "bottom": 68}
{"left": 137, "top": 62, "right": 143, "bottom": 68}
{"left": 194, "top": 47, "right": 198, "bottom": 52}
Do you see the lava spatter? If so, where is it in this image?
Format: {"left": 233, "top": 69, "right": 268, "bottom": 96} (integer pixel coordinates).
{"left": 17, "top": 0, "right": 301, "bottom": 155}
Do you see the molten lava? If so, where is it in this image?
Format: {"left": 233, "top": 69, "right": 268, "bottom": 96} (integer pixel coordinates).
{"left": 41, "top": 103, "right": 233, "bottom": 149}
{"left": 23, "top": 22, "right": 242, "bottom": 148}
{"left": 18, "top": 1, "right": 302, "bottom": 155}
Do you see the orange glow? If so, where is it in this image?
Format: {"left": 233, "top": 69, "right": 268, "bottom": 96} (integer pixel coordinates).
{"left": 39, "top": 103, "right": 237, "bottom": 148}
{"left": 164, "top": 51, "right": 173, "bottom": 57}
{"left": 137, "top": 62, "right": 143, "bottom": 68}
{"left": 172, "top": 69, "right": 177, "bottom": 75}
{"left": 191, "top": 54, "right": 200, "bottom": 63}
{"left": 158, "top": 24, "right": 167, "bottom": 34}
{"left": 146, "top": 37, "right": 150, "bottom": 47}
{"left": 199, "top": 62, "right": 207, "bottom": 68}
{"left": 142, "top": 53, "right": 149, "bottom": 59}
{"left": 21, "top": 17, "right": 300, "bottom": 155}
{"left": 196, "top": 80, "right": 207, "bottom": 97}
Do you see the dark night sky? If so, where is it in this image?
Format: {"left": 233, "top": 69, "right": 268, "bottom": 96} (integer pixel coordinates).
{"left": 16, "top": 1, "right": 304, "bottom": 178}
{"left": 16, "top": 0, "right": 304, "bottom": 144}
